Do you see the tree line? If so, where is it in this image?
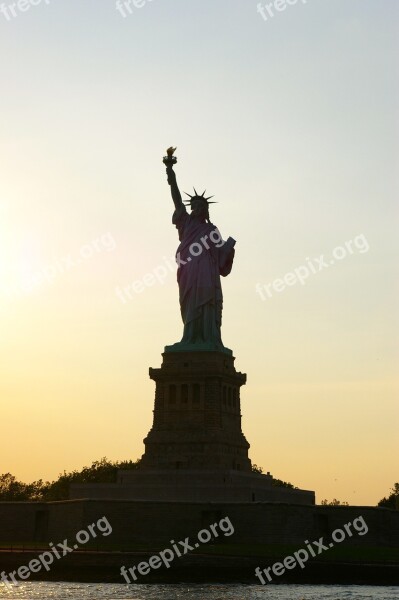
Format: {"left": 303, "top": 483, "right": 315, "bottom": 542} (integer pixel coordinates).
{"left": 0, "top": 458, "right": 397, "bottom": 508}
{"left": 0, "top": 457, "right": 140, "bottom": 501}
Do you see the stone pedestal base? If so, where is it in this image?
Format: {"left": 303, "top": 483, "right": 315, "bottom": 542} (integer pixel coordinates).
{"left": 70, "top": 349, "right": 315, "bottom": 505}
{"left": 141, "top": 351, "right": 251, "bottom": 472}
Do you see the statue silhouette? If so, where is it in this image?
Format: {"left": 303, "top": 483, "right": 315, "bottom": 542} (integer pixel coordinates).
{"left": 164, "top": 150, "right": 235, "bottom": 355}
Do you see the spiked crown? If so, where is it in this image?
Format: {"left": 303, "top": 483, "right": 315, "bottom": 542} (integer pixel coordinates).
{"left": 183, "top": 188, "right": 217, "bottom": 206}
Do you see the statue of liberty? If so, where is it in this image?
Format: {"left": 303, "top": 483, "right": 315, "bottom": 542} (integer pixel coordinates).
{"left": 163, "top": 148, "right": 236, "bottom": 355}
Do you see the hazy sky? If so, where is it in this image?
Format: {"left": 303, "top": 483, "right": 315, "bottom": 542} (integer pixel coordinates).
{"left": 0, "top": 0, "right": 397, "bottom": 506}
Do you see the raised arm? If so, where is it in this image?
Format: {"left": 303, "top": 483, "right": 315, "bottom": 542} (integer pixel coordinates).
{"left": 166, "top": 165, "right": 183, "bottom": 210}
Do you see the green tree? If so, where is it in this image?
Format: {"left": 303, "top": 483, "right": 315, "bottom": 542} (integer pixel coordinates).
{"left": 250, "top": 465, "right": 296, "bottom": 488}
{"left": 251, "top": 464, "right": 263, "bottom": 474}
{"left": 272, "top": 478, "right": 296, "bottom": 489}
{"left": 377, "top": 483, "right": 399, "bottom": 509}
{"left": 0, "top": 457, "right": 141, "bottom": 502}
{"left": 0, "top": 473, "right": 29, "bottom": 500}
{"left": 0, "top": 473, "right": 47, "bottom": 501}
{"left": 320, "top": 498, "right": 349, "bottom": 506}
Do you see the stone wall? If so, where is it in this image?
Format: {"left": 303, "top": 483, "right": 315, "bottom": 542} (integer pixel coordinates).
{"left": 0, "top": 500, "right": 397, "bottom": 549}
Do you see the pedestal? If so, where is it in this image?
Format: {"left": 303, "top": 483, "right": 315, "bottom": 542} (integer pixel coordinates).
{"left": 141, "top": 351, "right": 251, "bottom": 472}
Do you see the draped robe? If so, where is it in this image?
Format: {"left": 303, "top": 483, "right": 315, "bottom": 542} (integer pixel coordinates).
{"left": 172, "top": 204, "right": 234, "bottom": 350}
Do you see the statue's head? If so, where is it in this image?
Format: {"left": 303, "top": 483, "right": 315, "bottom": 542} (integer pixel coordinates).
{"left": 184, "top": 189, "right": 216, "bottom": 222}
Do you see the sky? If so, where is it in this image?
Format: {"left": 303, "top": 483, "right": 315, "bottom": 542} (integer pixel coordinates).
{"left": 0, "top": 0, "right": 398, "bottom": 506}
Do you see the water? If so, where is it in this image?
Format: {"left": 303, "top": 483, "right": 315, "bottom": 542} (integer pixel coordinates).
{"left": 0, "top": 583, "right": 398, "bottom": 600}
